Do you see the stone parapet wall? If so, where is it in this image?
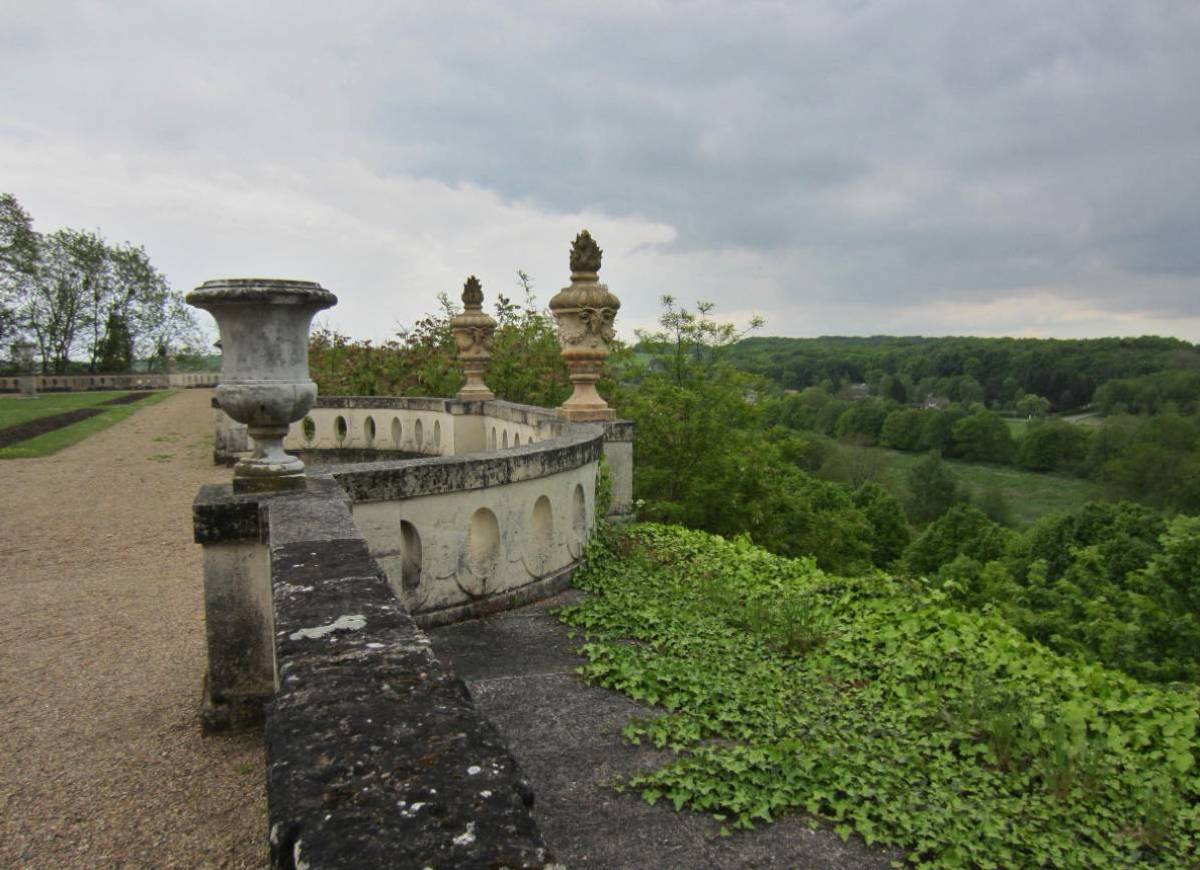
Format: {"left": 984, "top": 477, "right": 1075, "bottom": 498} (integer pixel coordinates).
{"left": 198, "top": 393, "right": 632, "bottom": 864}
{"left": 195, "top": 480, "right": 557, "bottom": 869}
{"left": 339, "top": 428, "right": 602, "bottom": 625}
{"left": 0, "top": 372, "right": 218, "bottom": 392}
{"left": 206, "top": 394, "right": 623, "bottom": 634}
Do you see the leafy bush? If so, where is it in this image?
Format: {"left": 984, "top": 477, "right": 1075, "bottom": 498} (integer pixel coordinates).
{"left": 563, "top": 524, "right": 1200, "bottom": 868}
{"left": 902, "top": 504, "right": 1012, "bottom": 577}
{"left": 309, "top": 280, "right": 579, "bottom": 405}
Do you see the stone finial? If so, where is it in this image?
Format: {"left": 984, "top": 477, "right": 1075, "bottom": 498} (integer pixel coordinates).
{"left": 549, "top": 231, "right": 620, "bottom": 421}
{"left": 461, "top": 275, "right": 484, "bottom": 309}
{"left": 569, "top": 230, "right": 603, "bottom": 273}
{"left": 451, "top": 275, "right": 497, "bottom": 402}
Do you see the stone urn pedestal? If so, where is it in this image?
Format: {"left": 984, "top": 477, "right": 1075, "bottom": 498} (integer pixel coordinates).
{"left": 451, "top": 276, "right": 497, "bottom": 401}
{"left": 12, "top": 341, "right": 37, "bottom": 398}
{"left": 186, "top": 279, "right": 336, "bottom": 492}
{"left": 549, "top": 231, "right": 621, "bottom": 422}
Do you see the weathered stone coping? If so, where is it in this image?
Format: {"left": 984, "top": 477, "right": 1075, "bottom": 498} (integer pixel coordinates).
{"left": 195, "top": 479, "right": 557, "bottom": 869}
{"left": 215, "top": 394, "right": 633, "bottom": 437}
{"left": 317, "top": 423, "right": 605, "bottom": 503}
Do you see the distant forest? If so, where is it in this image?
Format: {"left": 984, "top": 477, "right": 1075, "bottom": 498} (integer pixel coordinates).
{"left": 727, "top": 335, "right": 1200, "bottom": 412}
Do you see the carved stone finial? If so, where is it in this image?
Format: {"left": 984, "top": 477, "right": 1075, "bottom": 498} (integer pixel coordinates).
{"left": 569, "top": 230, "right": 603, "bottom": 273}
{"left": 549, "top": 232, "right": 620, "bottom": 421}
{"left": 462, "top": 275, "right": 484, "bottom": 309}
{"left": 450, "top": 275, "right": 497, "bottom": 401}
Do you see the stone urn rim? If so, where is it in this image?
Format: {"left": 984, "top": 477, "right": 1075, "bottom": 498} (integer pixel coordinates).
{"left": 186, "top": 278, "right": 338, "bottom": 308}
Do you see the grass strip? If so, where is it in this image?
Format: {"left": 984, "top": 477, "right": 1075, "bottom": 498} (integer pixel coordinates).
{"left": 0, "top": 389, "right": 145, "bottom": 429}
{"left": 0, "top": 408, "right": 106, "bottom": 447}
{"left": 0, "top": 391, "right": 176, "bottom": 459}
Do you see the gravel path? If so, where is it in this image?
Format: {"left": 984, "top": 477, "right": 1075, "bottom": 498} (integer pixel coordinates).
{"left": 0, "top": 389, "right": 266, "bottom": 868}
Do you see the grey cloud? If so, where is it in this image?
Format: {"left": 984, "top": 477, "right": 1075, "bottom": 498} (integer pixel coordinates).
{"left": 2, "top": 0, "right": 1198, "bottom": 332}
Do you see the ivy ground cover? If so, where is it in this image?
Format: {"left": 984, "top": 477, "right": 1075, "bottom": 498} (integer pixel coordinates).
{"left": 561, "top": 524, "right": 1200, "bottom": 868}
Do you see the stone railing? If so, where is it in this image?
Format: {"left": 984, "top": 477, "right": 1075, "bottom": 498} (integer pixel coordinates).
{"left": 199, "top": 396, "right": 630, "bottom": 866}
{"left": 190, "top": 248, "right": 629, "bottom": 867}
{"left": 0, "top": 372, "right": 219, "bottom": 392}
{"left": 194, "top": 478, "right": 558, "bottom": 868}
{"left": 211, "top": 395, "right": 632, "bottom": 627}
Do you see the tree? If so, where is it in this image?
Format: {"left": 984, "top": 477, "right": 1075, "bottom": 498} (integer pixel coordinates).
{"left": 310, "top": 272, "right": 581, "bottom": 403}
{"left": 902, "top": 504, "right": 1012, "bottom": 577}
{"left": 852, "top": 482, "right": 911, "bottom": 567}
{"left": 619, "top": 299, "right": 880, "bottom": 572}
{"left": 108, "top": 243, "right": 201, "bottom": 366}
{"left": 485, "top": 272, "right": 572, "bottom": 407}
{"left": 1017, "top": 420, "right": 1089, "bottom": 471}
{"left": 834, "top": 398, "right": 891, "bottom": 442}
{"left": 951, "top": 409, "right": 1015, "bottom": 463}
{"left": 0, "top": 193, "right": 38, "bottom": 348}
{"left": 880, "top": 408, "right": 924, "bottom": 451}
{"left": 904, "top": 451, "right": 962, "bottom": 524}
{"left": 26, "top": 229, "right": 107, "bottom": 372}
{"left": 1015, "top": 393, "right": 1052, "bottom": 420}
{"left": 618, "top": 297, "right": 764, "bottom": 533}
{"left": 918, "top": 406, "right": 965, "bottom": 453}
{"left": 0, "top": 193, "right": 202, "bottom": 371}
{"left": 97, "top": 311, "right": 134, "bottom": 371}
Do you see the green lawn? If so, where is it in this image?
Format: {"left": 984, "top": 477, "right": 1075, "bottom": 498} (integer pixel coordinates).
{"left": 0, "top": 390, "right": 147, "bottom": 429}
{"left": 0, "top": 390, "right": 176, "bottom": 458}
{"left": 880, "top": 449, "right": 1103, "bottom": 527}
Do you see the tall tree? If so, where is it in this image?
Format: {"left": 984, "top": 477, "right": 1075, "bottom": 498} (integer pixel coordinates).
{"left": 0, "top": 193, "right": 38, "bottom": 348}
{"left": 27, "top": 229, "right": 109, "bottom": 372}
{"left": 0, "top": 193, "right": 202, "bottom": 371}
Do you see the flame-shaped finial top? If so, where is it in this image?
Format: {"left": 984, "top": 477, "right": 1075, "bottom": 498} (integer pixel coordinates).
{"left": 462, "top": 275, "right": 484, "bottom": 308}
{"left": 569, "top": 230, "right": 603, "bottom": 273}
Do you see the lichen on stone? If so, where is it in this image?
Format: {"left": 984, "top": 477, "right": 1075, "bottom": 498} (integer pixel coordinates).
{"left": 569, "top": 230, "right": 602, "bottom": 273}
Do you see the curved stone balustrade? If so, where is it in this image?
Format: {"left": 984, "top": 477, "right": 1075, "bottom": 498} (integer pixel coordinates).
{"left": 211, "top": 394, "right": 633, "bottom": 626}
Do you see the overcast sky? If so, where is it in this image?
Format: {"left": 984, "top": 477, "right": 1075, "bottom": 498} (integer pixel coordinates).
{"left": 3, "top": 1, "right": 1198, "bottom": 343}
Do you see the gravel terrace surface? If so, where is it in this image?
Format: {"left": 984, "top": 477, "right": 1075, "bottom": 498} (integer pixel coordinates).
{"left": 0, "top": 389, "right": 267, "bottom": 868}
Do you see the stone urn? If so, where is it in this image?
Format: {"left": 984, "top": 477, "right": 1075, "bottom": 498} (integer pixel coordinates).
{"left": 549, "top": 230, "right": 620, "bottom": 421}
{"left": 12, "top": 341, "right": 37, "bottom": 397}
{"left": 450, "top": 275, "right": 497, "bottom": 401}
{"left": 11, "top": 340, "right": 36, "bottom": 372}
{"left": 186, "top": 278, "right": 337, "bottom": 491}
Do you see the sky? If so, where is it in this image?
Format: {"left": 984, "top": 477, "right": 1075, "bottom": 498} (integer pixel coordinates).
{"left": 2, "top": 0, "right": 1199, "bottom": 344}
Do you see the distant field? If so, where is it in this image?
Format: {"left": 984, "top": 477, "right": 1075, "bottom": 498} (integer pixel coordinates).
{"left": 1000, "top": 416, "right": 1028, "bottom": 437}
{"left": 0, "top": 391, "right": 175, "bottom": 458}
{"left": 880, "top": 449, "right": 1103, "bottom": 528}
